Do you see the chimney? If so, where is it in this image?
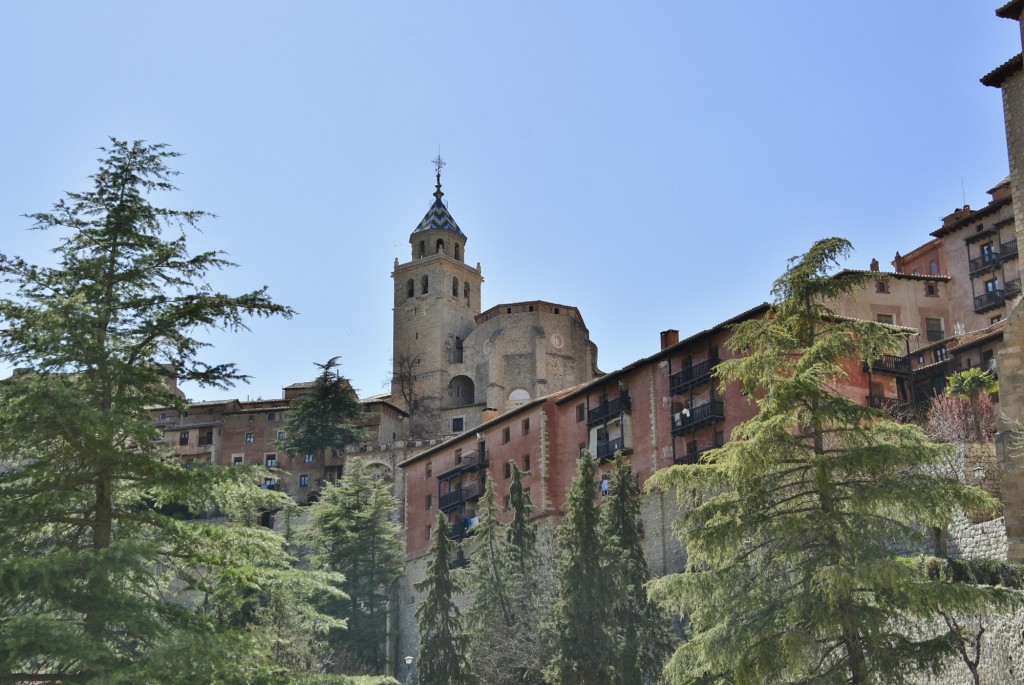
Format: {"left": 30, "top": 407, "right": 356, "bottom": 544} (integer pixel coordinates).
{"left": 482, "top": 407, "right": 499, "bottom": 423}
{"left": 660, "top": 329, "right": 679, "bottom": 350}
{"left": 870, "top": 258, "right": 879, "bottom": 272}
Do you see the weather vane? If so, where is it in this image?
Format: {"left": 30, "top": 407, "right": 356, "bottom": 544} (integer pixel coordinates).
{"left": 432, "top": 153, "right": 445, "bottom": 176}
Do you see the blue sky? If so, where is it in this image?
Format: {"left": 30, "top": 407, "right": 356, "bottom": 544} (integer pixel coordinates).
{"left": 0, "top": 2, "right": 1018, "bottom": 401}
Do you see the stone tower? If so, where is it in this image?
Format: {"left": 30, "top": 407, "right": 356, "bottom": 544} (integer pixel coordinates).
{"left": 391, "top": 159, "right": 484, "bottom": 438}
{"left": 982, "top": 0, "right": 1024, "bottom": 562}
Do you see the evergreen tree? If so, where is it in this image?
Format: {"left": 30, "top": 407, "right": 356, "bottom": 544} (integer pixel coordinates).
{"left": 465, "top": 467, "right": 550, "bottom": 685}
{"left": 599, "top": 455, "right": 675, "bottom": 684}
{"left": 281, "top": 356, "right": 364, "bottom": 471}
{"left": 648, "top": 238, "right": 1013, "bottom": 685}
{"left": 415, "top": 511, "right": 474, "bottom": 685}
{"left": 544, "top": 453, "right": 617, "bottom": 685}
{"left": 306, "top": 457, "right": 404, "bottom": 674}
{"left": 0, "top": 139, "right": 345, "bottom": 683}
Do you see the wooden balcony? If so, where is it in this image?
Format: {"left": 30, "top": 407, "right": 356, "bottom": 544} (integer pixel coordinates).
{"left": 864, "top": 354, "right": 911, "bottom": 377}
{"left": 439, "top": 479, "right": 484, "bottom": 512}
{"left": 436, "top": 450, "right": 488, "bottom": 480}
{"left": 588, "top": 393, "right": 631, "bottom": 426}
{"left": 669, "top": 356, "right": 720, "bottom": 395}
{"left": 671, "top": 400, "right": 725, "bottom": 435}
{"left": 595, "top": 436, "right": 625, "bottom": 462}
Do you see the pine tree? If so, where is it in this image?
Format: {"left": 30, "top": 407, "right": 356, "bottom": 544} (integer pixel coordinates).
{"left": 465, "top": 467, "right": 550, "bottom": 685}
{"left": 599, "top": 455, "right": 675, "bottom": 684}
{"left": 0, "top": 139, "right": 345, "bottom": 683}
{"left": 307, "top": 457, "right": 403, "bottom": 674}
{"left": 544, "top": 453, "right": 617, "bottom": 685}
{"left": 281, "top": 356, "right": 364, "bottom": 471}
{"left": 647, "top": 238, "right": 1013, "bottom": 685}
{"left": 415, "top": 511, "right": 474, "bottom": 685}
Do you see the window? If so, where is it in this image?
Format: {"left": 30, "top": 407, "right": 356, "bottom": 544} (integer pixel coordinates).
{"left": 179, "top": 431, "right": 189, "bottom": 446}
{"left": 407, "top": 279, "right": 414, "bottom": 298}
{"left": 985, "top": 277, "right": 1000, "bottom": 292}
{"left": 579, "top": 443, "right": 587, "bottom": 457}
{"left": 425, "top": 525, "right": 432, "bottom": 540}
{"left": 245, "top": 432, "right": 254, "bottom": 443}
{"left": 304, "top": 453, "right": 314, "bottom": 463}
{"left": 576, "top": 404, "right": 585, "bottom": 422}
{"left": 435, "top": 238, "right": 444, "bottom": 254}
{"left": 522, "top": 418, "right": 530, "bottom": 435}
{"left": 299, "top": 474, "right": 309, "bottom": 487}
{"left": 929, "top": 258, "right": 939, "bottom": 274}
{"left": 875, "top": 280, "right": 889, "bottom": 293}
{"left": 418, "top": 240, "right": 425, "bottom": 258}
{"left": 233, "top": 456, "right": 243, "bottom": 466}
{"left": 934, "top": 347, "right": 948, "bottom": 362}
{"left": 453, "top": 336, "right": 463, "bottom": 363}
{"left": 912, "top": 268, "right": 921, "bottom": 275}
{"left": 505, "top": 461, "right": 512, "bottom": 479}
{"left": 159, "top": 412, "right": 168, "bottom": 420}
{"left": 198, "top": 430, "right": 214, "bottom": 446}
{"left": 265, "top": 454, "right": 277, "bottom": 468}
{"left": 426, "top": 461, "right": 432, "bottom": 477}
{"left": 452, "top": 417, "right": 464, "bottom": 433}
{"left": 267, "top": 412, "right": 277, "bottom": 422}
{"left": 463, "top": 283, "right": 470, "bottom": 301}
{"left": 263, "top": 478, "right": 276, "bottom": 490}
{"left": 452, "top": 277, "right": 459, "bottom": 297}
{"left": 421, "top": 275, "right": 429, "bottom": 295}
{"left": 876, "top": 313, "right": 894, "bottom": 325}
{"left": 925, "top": 318, "right": 944, "bottom": 341}
{"left": 276, "top": 430, "right": 285, "bottom": 440}
{"left": 502, "top": 427, "right": 511, "bottom": 444}
{"left": 524, "top": 454, "right": 531, "bottom": 471}
{"left": 455, "top": 243, "right": 461, "bottom": 260}
{"left": 925, "top": 283, "right": 938, "bottom": 297}
{"left": 426, "top": 494, "right": 432, "bottom": 510}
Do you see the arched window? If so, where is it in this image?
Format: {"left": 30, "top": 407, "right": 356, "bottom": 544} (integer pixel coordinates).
{"left": 508, "top": 389, "right": 531, "bottom": 408}
{"left": 418, "top": 240, "right": 426, "bottom": 258}
{"left": 452, "top": 277, "right": 459, "bottom": 297}
{"left": 421, "top": 275, "right": 429, "bottom": 295}
{"left": 448, "top": 376, "right": 475, "bottom": 406}
{"left": 435, "top": 239, "right": 444, "bottom": 254}
{"left": 454, "top": 243, "right": 461, "bottom": 261}
{"left": 464, "top": 282, "right": 470, "bottom": 301}
{"left": 453, "top": 336, "right": 464, "bottom": 363}
{"left": 407, "top": 279, "right": 414, "bottom": 298}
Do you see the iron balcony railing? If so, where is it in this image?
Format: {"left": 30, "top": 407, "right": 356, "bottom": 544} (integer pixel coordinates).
{"left": 863, "top": 354, "right": 912, "bottom": 376}
{"left": 1008, "top": 277, "right": 1022, "bottom": 298}
{"left": 925, "top": 328, "right": 945, "bottom": 342}
{"left": 439, "top": 480, "right": 484, "bottom": 511}
{"left": 968, "top": 252, "right": 1000, "bottom": 276}
{"left": 436, "top": 449, "right": 489, "bottom": 480}
{"left": 669, "top": 356, "right": 720, "bottom": 395}
{"left": 673, "top": 437, "right": 725, "bottom": 465}
{"left": 1002, "top": 238, "right": 1018, "bottom": 260}
{"left": 588, "top": 393, "right": 631, "bottom": 426}
{"left": 595, "top": 436, "right": 625, "bottom": 461}
{"left": 974, "top": 289, "right": 1005, "bottom": 312}
{"left": 671, "top": 400, "right": 725, "bottom": 434}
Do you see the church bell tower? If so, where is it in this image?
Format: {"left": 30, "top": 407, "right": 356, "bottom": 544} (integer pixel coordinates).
{"left": 391, "top": 157, "right": 484, "bottom": 437}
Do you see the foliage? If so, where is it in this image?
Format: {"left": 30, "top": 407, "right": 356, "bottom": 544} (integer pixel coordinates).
{"left": 389, "top": 353, "right": 438, "bottom": 439}
{"left": 647, "top": 238, "right": 1012, "bottom": 685}
{"left": 944, "top": 369, "right": 999, "bottom": 442}
{"left": 465, "top": 465, "right": 552, "bottom": 685}
{"left": 926, "top": 393, "right": 997, "bottom": 444}
{"left": 0, "top": 139, "right": 345, "bottom": 683}
{"left": 306, "top": 457, "right": 403, "bottom": 674}
{"left": 280, "top": 357, "right": 364, "bottom": 467}
{"left": 415, "top": 511, "right": 474, "bottom": 685}
{"left": 544, "top": 453, "right": 617, "bottom": 685}
{"left": 598, "top": 455, "right": 676, "bottom": 684}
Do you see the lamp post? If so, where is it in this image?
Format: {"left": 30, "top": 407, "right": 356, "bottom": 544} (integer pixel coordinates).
{"left": 404, "top": 655, "right": 416, "bottom": 684}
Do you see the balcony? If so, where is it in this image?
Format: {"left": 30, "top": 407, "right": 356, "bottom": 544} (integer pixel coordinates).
{"left": 969, "top": 252, "right": 1000, "bottom": 277}
{"left": 449, "top": 548, "right": 470, "bottom": 570}
{"left": 673, "top": 437, "right": 725, "bottom": 465}
{"left": 588, "top": 393, "right": 631, "bottom": 426}
{"left": 671, "top": 400, "right": 725, "bottom": 435}
{"left": 866, "top": 395, "right": 913, "bottom": 419}
{"left": 1002, "top": 239, "right": 1018, "bottom": 260}
{"left": 973, "top": 281, "right": 1020, "bottom": 313}
{"left": 595, "top": 436, "right": 626, "bottom": 462}
{"left": 436, "top": 450, "right": 489, "bottom": 480}
{"left": 439, "top": 479, "right": 484, "bottom": 512}
{"left": 669, "top": 356, "right": 720, "bottom": 395}
{"left": 449, "top": 515, "right": 479, "bottom": 541}
{"left": 863, "top": 354, "right": 912, "bottom": 376}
